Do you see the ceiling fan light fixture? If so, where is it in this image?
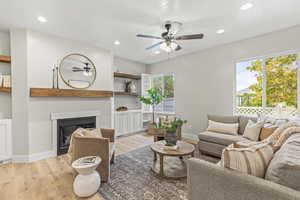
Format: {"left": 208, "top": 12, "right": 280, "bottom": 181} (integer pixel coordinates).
{"left": 83, "top": 70, "right": 92, "bottom": 76}
{"left": 160, "top": 42, "right": 178, "bottom": 53}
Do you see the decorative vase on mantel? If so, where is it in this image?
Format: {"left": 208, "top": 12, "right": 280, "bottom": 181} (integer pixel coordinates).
{"left": 165, "top": 130, "right": 178, "bottom": 146}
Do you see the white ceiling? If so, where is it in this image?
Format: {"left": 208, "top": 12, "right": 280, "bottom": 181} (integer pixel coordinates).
{"left": 0, "top": 0, "right": 300, "bottom": 64}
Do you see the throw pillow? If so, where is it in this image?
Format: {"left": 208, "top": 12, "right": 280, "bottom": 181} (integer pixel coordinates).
{"left": 221, "top": 142, "right": 274, "bottom": 178}
{"left": 243, "top": 120, "right": 264, "bottom": 141}
{"left": 260, "top": 126, "right": 278, "bottom": 141}
{"left": 207, "top": 120, "right": 239, "bottom": 135}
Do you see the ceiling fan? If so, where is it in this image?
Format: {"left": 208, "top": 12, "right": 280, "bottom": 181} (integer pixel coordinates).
{"left": 137, "top": 21, "right": 204, "bottom": 53}
{"left": 72, "top": 62, "right": 94, "bottom": 76}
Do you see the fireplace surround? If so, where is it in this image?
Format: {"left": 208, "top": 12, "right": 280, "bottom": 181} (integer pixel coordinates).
{"left": 57, "top": 116, "right": 96, "bottom": 155}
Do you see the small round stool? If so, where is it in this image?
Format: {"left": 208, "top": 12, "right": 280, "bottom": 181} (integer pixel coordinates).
{"left": 72, "top": 156, "right": 101, "bottom": 197}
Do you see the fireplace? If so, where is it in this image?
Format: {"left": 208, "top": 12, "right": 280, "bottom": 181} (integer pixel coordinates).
{"left": 57, "top": 116, "right": 96, "bottom": 155}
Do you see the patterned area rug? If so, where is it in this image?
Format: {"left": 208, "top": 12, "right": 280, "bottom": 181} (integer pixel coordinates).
{"left": 99, "top": 145, "right": 218, "bottom": 200}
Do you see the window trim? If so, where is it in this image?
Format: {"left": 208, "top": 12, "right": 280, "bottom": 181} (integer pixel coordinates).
{"left": 234, "top": 50, "right": 300, "bottom": 118}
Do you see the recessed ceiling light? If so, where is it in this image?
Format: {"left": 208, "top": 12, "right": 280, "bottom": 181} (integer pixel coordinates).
{"left": 161, "top": 0, "right": 168, "bottom": 7}
{"left": 240, "top": 3, "right": 253, "bottom": 10}
{"left": 216, "top": 29, "right": 225, "bottom": 34}
{"left": 154, "top": 50, "right": 160, "bottom": 55}
{"left": 114, "top": 40, "right": 120, "bottom": 45}
{"left": 37, "top": 16, "right": 47, "bottom": 23}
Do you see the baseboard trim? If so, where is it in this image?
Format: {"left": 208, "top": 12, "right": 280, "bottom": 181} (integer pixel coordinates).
{"left": 28, "top": 151, "right": 56, "bottom": 162}
{"left": 12, "top": 155, "right": 29, "bottom": 163}
{"left": 13, "top": 151, "right": 56, "bottom": 163}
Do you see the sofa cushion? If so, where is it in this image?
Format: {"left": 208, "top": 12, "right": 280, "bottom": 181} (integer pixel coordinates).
{"left": 207, "top": 120, "right": 239, "bottom": 135}
{"left": 243, "top": 120, "right": 264, "bottom": 141}
{"left": 198, "top": 131, "right": 249, "bottom": 146}
{"left": 265, "top": 133, "right": 300, "bottom": 191}
{"left": 207, "top": 114, "right": 239, "bottom": 124}
{"left": 260, "top": 125, "right": 278, "bottom": 141}
{"left": 238, "top": 115, "right": 257, "bottom": 135}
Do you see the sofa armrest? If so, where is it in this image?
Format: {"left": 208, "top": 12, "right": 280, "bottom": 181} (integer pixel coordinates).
{"left": 187, "top": 158, "right": 300, "bottom": 200}
{"left": 101, "top": 128, "right": 115, "bottom": 142}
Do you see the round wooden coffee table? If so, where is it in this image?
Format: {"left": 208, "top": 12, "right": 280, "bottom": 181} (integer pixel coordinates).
{"left": 150, "top": 140, "right": 195, "bottom": 179}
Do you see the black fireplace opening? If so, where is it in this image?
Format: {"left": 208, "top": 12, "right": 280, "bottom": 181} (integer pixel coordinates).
{"left": 57, "top": 116, "right": 96, "bottom": 155}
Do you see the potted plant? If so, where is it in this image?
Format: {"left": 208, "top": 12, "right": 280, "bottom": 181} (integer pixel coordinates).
{"left": 162, "top": 119, "right": 187, "bottom": 146}
{"left": 139, "top": 88, "right": 165, "bottom": 134}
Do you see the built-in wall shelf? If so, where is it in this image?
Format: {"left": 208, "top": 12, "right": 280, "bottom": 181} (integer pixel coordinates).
{"left": 114, "top": 91, "right": 139, "bottom": 96}
{"left": 30, "top": 88, "right": 113, "bottom": 98}
{"left": 0, "top": 56, "right": 11, "bottom": 63}
{"left": 114, "top": 72, "right": 141, "bottom": 80}
{"left": 0, "top": 87, "right": 11, "bottom": 93}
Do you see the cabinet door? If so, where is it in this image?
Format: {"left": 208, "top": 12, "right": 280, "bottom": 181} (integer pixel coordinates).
{"left": 0, "top": 119, "right": 12, "bottom": 162}
{"left": 141, "top": 74, "right": 152, "bottom": 113}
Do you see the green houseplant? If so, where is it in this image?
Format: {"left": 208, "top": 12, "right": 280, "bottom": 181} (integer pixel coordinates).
{"left": 139, "top": 88, "right": 165, "bottom": 134}
{"left": 162, "top": 119, "right": 187, "bottom": 146}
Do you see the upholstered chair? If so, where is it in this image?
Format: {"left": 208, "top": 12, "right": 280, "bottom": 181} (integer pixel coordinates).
{"left": 70, "top": 128, "right": 115, "bottom": 182}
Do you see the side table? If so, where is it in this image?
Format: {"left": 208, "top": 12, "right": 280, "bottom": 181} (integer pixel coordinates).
{"left": 72, "top": 156, "right": 101, "bottom": 197}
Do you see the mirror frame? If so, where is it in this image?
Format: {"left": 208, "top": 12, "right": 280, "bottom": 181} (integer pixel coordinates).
{"left": 59, "top": 53, "right": 97, "bottom": 89}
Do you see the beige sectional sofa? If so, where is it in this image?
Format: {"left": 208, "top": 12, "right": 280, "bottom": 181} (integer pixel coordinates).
{"left": 188, "top": 115, "right": 300, "bottom": 200}
{"left": 198, "top": 115, "right": 256, "bottom": 157}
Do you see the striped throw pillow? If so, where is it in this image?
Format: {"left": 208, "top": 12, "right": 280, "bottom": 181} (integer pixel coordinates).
{"left": 221, "top": 142, "right": 274, "bottom": 178}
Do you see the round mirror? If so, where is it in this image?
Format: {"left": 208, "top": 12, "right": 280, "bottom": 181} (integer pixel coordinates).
{"left": 59, "top": 53, "right": 96, "bottom": 89}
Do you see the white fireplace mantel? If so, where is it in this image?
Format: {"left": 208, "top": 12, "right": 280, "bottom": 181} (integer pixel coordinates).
{"left": 51, "top": 110, "right": 101, "bottom": 120}
{"left": 51, "top": 110, "right": 101, "bottom": 156}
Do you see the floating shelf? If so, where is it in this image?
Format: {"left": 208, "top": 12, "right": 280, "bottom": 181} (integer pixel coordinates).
{"left": 114, "top": 91, "right": 139, "bottom": 96}
{"left": 0, "top": 56, "right": 11, "bottom": 63}
{"left": 30, "top": 88, "right": 113, "bottom": 98}
{"left": 114, "top": 72, "right": 141, "bottom": 80}
{"left": 0, "top": 87, "right": 11, "bottom": 93}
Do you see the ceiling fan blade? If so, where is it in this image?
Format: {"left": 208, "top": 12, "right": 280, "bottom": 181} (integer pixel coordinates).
{"left": 137, "top": 34, "right": 162, "bottom": 40}
{"left": 146, "top": 41, "right": 164, "bottom": 50}
{"left": 175, "top": 45, "right": 182, "bottom": 51}
{"left": 72, "top": 67, "right": 82, "bottom": 70}
{"left": 72, "top": 69, "right": 84, "bottom": 72}
{"left": 175, "top": 34, "right": 204, "bottom": 40}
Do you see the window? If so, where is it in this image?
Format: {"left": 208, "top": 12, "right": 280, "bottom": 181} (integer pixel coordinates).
{"left": 235, "top": 53, "right": 298, "bottom": 118}
{"left": 142, "top": 74, "right": 175, "bottom": 114}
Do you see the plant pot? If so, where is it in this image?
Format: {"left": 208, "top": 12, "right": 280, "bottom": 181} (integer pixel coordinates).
{"left": 147, "top": 123, "right": 156, "bottom": 135}
{"left": 154, "top": 128, "right": 165, "bottom": 136}
{"left": 165, "top": 131, "right": 178, "bottom": 146}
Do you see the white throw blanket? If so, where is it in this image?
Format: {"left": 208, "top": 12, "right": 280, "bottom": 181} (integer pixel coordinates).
{"left": 266, "top": 122, "right": 300, "bottom": 151}
{"left": 68, "top": 128, "right": 102, "bottom": 154}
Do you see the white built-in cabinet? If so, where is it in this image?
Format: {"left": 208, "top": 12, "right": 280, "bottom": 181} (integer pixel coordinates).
{"left": 0, "top": 119, "right": 12, "bottom": 164}
{"left": 114, "top": 110, "right": 143, "bottom": 136}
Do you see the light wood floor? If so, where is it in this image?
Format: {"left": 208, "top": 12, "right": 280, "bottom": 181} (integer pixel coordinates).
{"left": 0, "top": 133, "right": 196, "bottom": 200}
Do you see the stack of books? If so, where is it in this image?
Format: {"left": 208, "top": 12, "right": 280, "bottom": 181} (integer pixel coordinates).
{"left": 0, "top": 74, "right": 11, "bottom": 87}
{"left": 163, "top": 145, "right": 179, "bottom": 151}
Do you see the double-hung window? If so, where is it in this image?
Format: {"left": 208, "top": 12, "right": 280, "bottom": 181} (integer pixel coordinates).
{"left": 142, "top": 74, "right": 175, "bottom": 114}
{"left": 235, "top": 52, "right": 298, "bottom": 118}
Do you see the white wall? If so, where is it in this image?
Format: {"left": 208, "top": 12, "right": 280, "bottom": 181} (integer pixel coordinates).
{"left": 0, "top": 31, "right": 11, "bottom": 119}
{"left": 113, "top": 57, "right": 146, "bottom": 110}
{"left": 10, "top": 29, "right": 30, "bottom": 156}
{"left": 149, "top": 25, "right": 300, "bottom": 137}
{"left": 114, "top": 57, "right": 146, "bottom": 74}
{"left": 22, "top": 30, "right": 114, "bottom": 155}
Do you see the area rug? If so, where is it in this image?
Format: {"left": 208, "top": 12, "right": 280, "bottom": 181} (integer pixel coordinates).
{"left": 99, "top": 145, "right": 218, "bottom": 200}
